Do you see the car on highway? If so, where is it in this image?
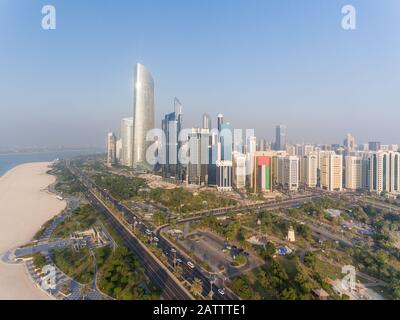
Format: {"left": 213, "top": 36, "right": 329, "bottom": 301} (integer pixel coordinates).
{"left": 187, "top": 261, "right": 195, "bottom": 269}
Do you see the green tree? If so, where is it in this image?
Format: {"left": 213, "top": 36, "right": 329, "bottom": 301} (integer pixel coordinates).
{"left": 304, "top": 252, "right": 317, "bottom": 269}
{"left": 280, "top": 287, "right": 298, "bottom": 300}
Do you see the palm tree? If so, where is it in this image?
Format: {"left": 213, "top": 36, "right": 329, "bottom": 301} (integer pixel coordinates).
{"left": 191, "top": 278, "right": 203, "bottom": 298}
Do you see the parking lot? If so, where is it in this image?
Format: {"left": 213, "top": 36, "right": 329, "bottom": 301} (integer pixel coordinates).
{"left": 178, "top": 230, "right": 264, "bottom": 278}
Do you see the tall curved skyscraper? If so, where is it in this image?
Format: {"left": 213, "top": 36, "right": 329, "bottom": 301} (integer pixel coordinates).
{"left": 132, "top": 63, "right": 154, "bottom": 168}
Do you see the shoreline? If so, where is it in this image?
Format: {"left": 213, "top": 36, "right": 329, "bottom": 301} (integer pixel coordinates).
{"left": 0, "top": 162, "right": 66, "bottom": 300}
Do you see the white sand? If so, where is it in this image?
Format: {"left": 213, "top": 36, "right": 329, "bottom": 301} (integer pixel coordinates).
{"left": 0, "top": 162, "right": 66, "bottom": 300}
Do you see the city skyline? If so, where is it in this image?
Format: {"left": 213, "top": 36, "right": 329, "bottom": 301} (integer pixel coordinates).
{"left": 1, "top": 0, "right": 400, "bottom": 148}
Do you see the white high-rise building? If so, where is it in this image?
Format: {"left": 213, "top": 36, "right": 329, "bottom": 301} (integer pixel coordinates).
{"left": 277, "top": 155, "right": 299, "bottom": 191}
{"left": 106, "top": 132, "right": 117, "bottom": 166}
{"left": 320, "top": 152, "right": 343, "bottom": 191}
{"left": 116, "top": 138, "right": 122, "bottom": 162}
{"left": 120, "top": 117, "right": 133, "bottom": 167}
{"left": 345, "top": 156, "right": 362, "bottom": 190}
{"left": 369, "top": 151, "right": 400, "bottom": 195}
{"left": 133, "top": 63, "right": 155, "bottom": 169}
{"left": 247, "top": 136, "right": 257, "bottom": 154}
{"left": 302, "top": 153, "right": 318, "bottom": 188}
{"left": 232, "top": 151, "right": 246, "bottom": 189}
{"left": 216, "top": 160, "right": 233, "bottom": 192}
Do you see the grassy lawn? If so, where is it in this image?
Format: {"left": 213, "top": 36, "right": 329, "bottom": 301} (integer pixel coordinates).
{"left": 314, "top": 258, "right": 342, "bottom": 280}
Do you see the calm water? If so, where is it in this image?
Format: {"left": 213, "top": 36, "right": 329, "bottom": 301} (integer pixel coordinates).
{"left": 0, "top": 149, "right": 102, "bottom": 177}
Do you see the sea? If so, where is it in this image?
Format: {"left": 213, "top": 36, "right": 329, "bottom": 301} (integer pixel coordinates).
{"left": 0, "top": 149, "right": 102, "bottom": 177}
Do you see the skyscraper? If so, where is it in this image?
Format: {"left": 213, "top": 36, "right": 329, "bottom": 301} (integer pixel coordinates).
{"left": 252, "top": 152, "right": 274, "bottom": 193}
{"left": 120, "top": 117, "right": 133, "bottom": 167}
{"left": 320, "top": 152, "right": 343, "bottom": 191}
{"left": 345, "top": 156, "right": 362, "bottom": 190}
{"left": 274, "top": 125, "right": 287, "bottom": 151}
{"left": 257, "top": 138, "right": 267, "bottom": 152}
{"left": 106, "top": 132, "right": 117, "bottom": 166}
{"left": 344, "top": 133, "right": 356, "bottom": 155}
{"left": 116, "top": 138, "right": 122, "bottom": 162}
{"left": 301, "top": 153, "right": 318, "bottom": 188}
{"left": 202, "top": 113, "right": 211, "bottom": 130}
{"left": 132, "top": 63, "right": 155, "bottom": 169}
{"left": 187, "top": 128, "right": 211, "bottom": 185}
{"left": 217, "top": 114, "right": 224, "bottom": 133}
{"left": 276, "top": 156, "right": 299, "bottom": 191}
{"left": 220, "top": 122, "right": 233, "bottom": 161}
{"left": 369, "top": 151, "right": 400, "bottom": 194}
{"left": 216, "top": 160, "right": 233, "bottom": 192}
{"left": 232, "top": 151, "right": 246, "bottom": 189}
{"left": 161, "top": 98, "right": 183, "bottom": 179}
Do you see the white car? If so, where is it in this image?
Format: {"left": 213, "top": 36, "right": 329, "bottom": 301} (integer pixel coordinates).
{"left": 187, "top": 261, "right": 195, "bottom": 269}
{"left": 218, "top": 288, "right": 225, "bottom": 296}
{"left": 171, "top": 248, "right": 177, "bottom": 253}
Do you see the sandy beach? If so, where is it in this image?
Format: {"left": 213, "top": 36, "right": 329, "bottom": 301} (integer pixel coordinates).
{"left": 0, "top": 162, "right": 66, "bottom": 300}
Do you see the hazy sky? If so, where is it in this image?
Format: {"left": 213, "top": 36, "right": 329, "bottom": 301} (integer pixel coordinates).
{"left": 1, "top": 0, "right": 399, "bottom": 148}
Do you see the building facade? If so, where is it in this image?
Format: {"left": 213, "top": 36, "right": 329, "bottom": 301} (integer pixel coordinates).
{"left": 232, "top": 151, "right": 246, "bottom": 189}
{"left": 277, "top": 156, "right": 299, "bottom": 191}
{"left": 274, "top": 124, "right": 287, "bottom": 151}
{"left": 216, "top": 160, "right": 233, "bottom": 192}
{"left": 120, "top": 117, "right": 133, "bottom": 167}
{"left": 252, "top": 152, "right": 273, "bottom": 193}
{"left": 369, "top": 151, "right": 400, "bottom": 195}
{"left": 345, "top": 156, "right": 363, "bottom": 190}
{"left": 161, "top": 98, "right": 183, "bottom": 180}
{"left": 132, "top": 63, "right": 155, "bottom": 169}
{"left": 187, "top": 128, "right": 211, "bottom": 185}
{"left": 302, "top": 153, "right": 318, "bottom": 188}
{"left": 320, "top": 152, "right": 343, "bottom": 191}
{"left": 106, "top": 132, "right": 117, "bottom": 166}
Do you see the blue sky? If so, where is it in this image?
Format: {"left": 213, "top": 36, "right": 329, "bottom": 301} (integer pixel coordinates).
{"left": 0, "top": 0, "right": 399, "bottom": 148}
